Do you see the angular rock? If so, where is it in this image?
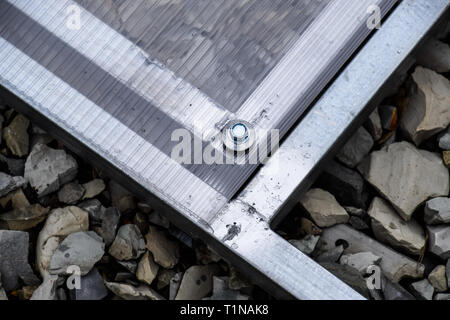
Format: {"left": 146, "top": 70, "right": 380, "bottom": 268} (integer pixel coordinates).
{"left": 109, "top": 224, "right": 146, "bottom": 261}
{"left": 318, "top": 224, "right": 424, "bottom": 282}
{"left": 105, "top": 281, "right": 164, "bottom": 300}
{"left": 359, "top": 142, "right": 449, "bottom": 221}
{"left": 156, "top": 269, "right": 175, "bottom": 290}
{"left": 3, "top": 114, "right": 29, "bottom": 157}
{"left": 25, "top": 144, "right": 78, "bottom": 197}
{"left": 145, "top": 226, "right": 180, "bottom": 268}
{"left": 0, "top": 204, "right": 50, "bottom": 230}
{"left": 0, "top": 188, "right": 30, "bottom": 209}
{"left": 344, "top": 207, "right": 367, "bottom": 218}
{"left": 0, "top": 230, "right": 40, "bottom": 291}
{"left": 368, "top": 197, "right": 426, "bottom": 255}
{"left": 95, "top": 208, "right": 120, "bottom": 246}
{"left": 30, "top": 275, "right": 59, "bottom": 300}
{"left": 417, "top": 39, "right": 450, "bottom": 74}
{"left": 428, "top": 265, "right": 447, "bottom": 292}
{"left": 364, "top": 107, "right": 383, "bottom": 141}
{"left": 0, "top": 154, "right": 25, "bottom": 176}
{"left": 336, "top": 127, "right": 374, "bottom": 168}
{"left": 36, "top": 206, "right": 89, "bottom": 277}
{"left": 109, "top": 180, "right": 135, "bottom": 213}
{"left": 410, "top": 279, "right": 434, "bottom": 300}
{"left": 175, "top": 265, "right": 220, "bottom": 300}
{"left": 136, "top": 251, "right": 159, "bottom": 285}
{"left": 74, "top": 268, "right": 108, "bottom": 300}
{"left": 82, "top": 179, "right": 105, "bottom": 200}
{"left": 57, "top": 182, "right": 85, "bottom": 204}
{"left": 316, "top": 160, "right": 369, "bottom": 208}
{"left": 340, "top": 252, "right": 382, "bottom": 274}
{"left": 204, "top": 277, "right": 249, "bottom": 300}
{"left": 400, "top": 67, "right": 450, "bottom": 145}
{"left": 425, "top": 197, "right": 450, "bottom": 225}
{"left": 381, "top": 275, "right": 415, "bottom": 300}
{"left": 427, "top": 225, "right": 450, "bottom": 259}
{"left": 79, "top": 200, "right": 121, "bottom": 246}
{"left": 299, "top": 188, "right": 349, "bottom": 228}
{"left": 49, "top": 231, "right": 105, "bottom": 275}
{"left": 0, "top": 172, "right": 26, "bottom": 198}
{"left": 289, "top": 235, "right": 320, "bottom": 256}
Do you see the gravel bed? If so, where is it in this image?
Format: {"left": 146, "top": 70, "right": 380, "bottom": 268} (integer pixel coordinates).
{"left": 277, "top": 33, "right": 450, "bottom": 300}
{"left": 0, "top": 108, "right": 270, "bottom": 300}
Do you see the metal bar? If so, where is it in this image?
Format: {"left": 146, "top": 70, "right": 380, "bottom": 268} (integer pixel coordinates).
{"left": 0, "top": 0, "right": 447, "bottom": 300}
{"left": 238, "top": 0, "right": 450, "bottom": 225}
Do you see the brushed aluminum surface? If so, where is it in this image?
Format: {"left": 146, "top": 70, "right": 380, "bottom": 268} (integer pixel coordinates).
{"left": 0, "top": 0, "right": 395, "bottom": 204}
{"left": 1, "top": 0, "right": 442, "bottom": 299}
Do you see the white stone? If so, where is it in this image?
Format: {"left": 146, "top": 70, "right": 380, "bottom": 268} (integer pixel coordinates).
{"left": 340, "top": 252, "right": 381, "bottom": 274}
{"left": 400, "top": 67, "right": 450, "bottom": 145}
{"left": 105, "top": 281, "right": 164, "bottom": 300}
{"left": 25, "top": 144, "right": 78, "bottom": 197}
{"left": 36, "top": 206, "right": 89, "bottom": 277}
{"left": 289, "top": 235, "right": 320, "bottom": 255}
{"left": 424, "top": 197, "right": 450, "bottom": 225}
{"left": 359, "top": 142, "right": 449, "bottom": 220}
{"left": 299, "top": 188, "right": 349, "bottom": 228}
{"left": 175, "top": 265, "right": 220, "bottom": 300}
{"left": 368, "top": 197, "right": 425, "bottom": 255}
{"left": 49, "top": 231, "right": 105, "bottom": 276}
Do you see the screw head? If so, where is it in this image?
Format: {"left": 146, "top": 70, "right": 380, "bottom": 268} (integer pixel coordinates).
{"left": 223, "top": 120, "right": 255, "bottom": 152}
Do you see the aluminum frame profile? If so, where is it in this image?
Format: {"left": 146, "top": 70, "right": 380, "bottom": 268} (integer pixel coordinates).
{"left": 0, "top": 0, "right": 448, "bottom": 300}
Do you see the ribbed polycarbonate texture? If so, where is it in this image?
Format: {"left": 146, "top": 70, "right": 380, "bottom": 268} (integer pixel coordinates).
{"left": 0, "top": 0, "right": 395, "bottom": 222}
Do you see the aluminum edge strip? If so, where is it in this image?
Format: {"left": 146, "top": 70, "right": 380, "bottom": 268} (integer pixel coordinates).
{"left": 237, "top": 0, "right": 450, "bottom": 223}
{"left": 210, "top": 0, "right": 450, "bottom": 300}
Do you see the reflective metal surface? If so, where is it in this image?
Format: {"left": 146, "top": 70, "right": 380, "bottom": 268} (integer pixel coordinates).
{"left": 0, "top": 0, "right": 447, "bottom": 299}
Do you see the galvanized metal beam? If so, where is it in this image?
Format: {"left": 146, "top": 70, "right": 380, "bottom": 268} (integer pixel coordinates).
{"left": 0, "top": 0, "right": 448, "bottom": 300}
